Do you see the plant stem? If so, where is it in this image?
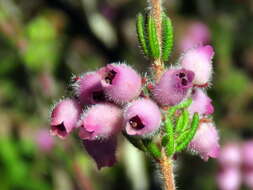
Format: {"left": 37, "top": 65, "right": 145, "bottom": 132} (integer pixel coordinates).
{"left": 149, "top": 1, "right": 175, "bottom": 189}
{"left": 150, "top": 0, "right": 164, "bottom": 80}
{"left": 160, "top": 151, "right": 176, "bottom": 190}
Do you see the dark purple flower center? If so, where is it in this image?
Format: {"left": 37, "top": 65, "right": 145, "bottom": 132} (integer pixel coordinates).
{"left": 176, "top": 72, "right": 189, "bottom": 86}
{"left": 52, "top": 123, "right": 67, "bottom": 137}
{"left": 92, "top": 90, "right": 106, "bottom": 102}
{"left": 129, "top": 115, "right": 145, "bottom": 130}
{"left": 105, "top": 70, "right": 117, "bottom": 84}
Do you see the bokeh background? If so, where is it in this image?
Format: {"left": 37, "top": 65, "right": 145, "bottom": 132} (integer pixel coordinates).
{"left": 0, "top": 0, "right": 253, "bottom": 189}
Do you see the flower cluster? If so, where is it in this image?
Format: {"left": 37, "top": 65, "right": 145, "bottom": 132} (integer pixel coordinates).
{"left": 217, "top": 141, "right": 253, "bottom": 190}
{"left": 49, "top": 45, "right": 219, "bottom": 169}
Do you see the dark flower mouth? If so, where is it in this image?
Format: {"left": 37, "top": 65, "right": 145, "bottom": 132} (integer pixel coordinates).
{"left": 92, "top": 90, "right": 106, "bottom": 102}
{"left": 176, "top": 72, "right": 188, "bottom": 86}
{"left": 53, "top": 123, "right": 67, "bottom": 137}
{"left": 129, "top": 115, "right": 145, "bottom": 130}
{"left": 105, "top": 70, "right": 117, "bottom": 84}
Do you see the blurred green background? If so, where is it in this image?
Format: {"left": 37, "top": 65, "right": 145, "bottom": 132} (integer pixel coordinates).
{"left": 0, "top": 0, "right": 253, "bottom": 189}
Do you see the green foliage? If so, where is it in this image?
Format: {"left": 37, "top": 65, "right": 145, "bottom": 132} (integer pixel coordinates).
{"left": 162, "top": 99, "right": 199, "bottom": 157}
{"left": 143, "top": 139, "right": 161, "bottom": 159}
{"left": 175, "top": 113, "right": 199, "bottom": 152}
{"left": 147, "top": 15, "right": 160, "bottom": 58}
{"left": 161, "top": 14, "right": 173, "bottom": 61}
{"left": 136, "top": 13, "right": 149, "bottom": 56}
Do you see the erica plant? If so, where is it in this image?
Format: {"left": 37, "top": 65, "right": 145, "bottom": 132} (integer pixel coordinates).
{"left": 49, "top": 0, "right": 220, "bottom": 189}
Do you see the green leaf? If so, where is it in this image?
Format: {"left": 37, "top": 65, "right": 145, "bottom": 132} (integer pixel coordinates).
{"left": 147, "top": 15, "right": 160, "bottom": 58}
{"left": 175, "top": 112, "right": 184, "bottom": 133}
{"left": 143, "top": 140, "right": 161, "bottom": 159}
{"left": 136, "top": 13, "right": 149, "bottom": 56}
{"left": 175, "top": 113, "right": 199, "bottom": 152}
{"left": 168, "top": 98, "right": 192, "bottom": 117}
{"left": 164, "top": 117, "right": 175, "bottom": 156}
{"left": 161, "top": 14, "right": 173, "bottom": 61}
{"left": 175, "top": 110, "right": 189, "bottom": 133}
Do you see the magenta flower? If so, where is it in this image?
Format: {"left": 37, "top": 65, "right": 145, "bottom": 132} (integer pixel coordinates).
{"left": 101, "top": 63, "right": 142, "bottom": 104}
{"left": 180, "top": 45, "right": 214, "bottom": 86}
{"left": 50, "top": 99, "right": 82, "bottom": 139}
{"left": 188, "top": 88, "right": 214, "bottom": 116}
{"left": 79, "top": 103, "right": 123, "bottom": 140}
{"left": 36, "top": 129, "right": 54, "bottom": 152}
{"left": 217, "top": 168, "right": 241, "bottom": 190}
{"left": 189, "top": 121, "right": 220, "bottom": 161}
{"left": 179, "top": 22, "right": 210, "bottom": 51}
{"left": 74, "top": 71, "right": 105, "bottom": 105}
{"left": 124, "top": 98, "right": 161, "bottom": 137}
{"left": 241, "top": 140, "right": 253, "bottom": 168}
{"left": 82, "top": 137, "right": 117, "bottom": 169}
{"left": 218, "top": 143, "right": 242, "bottom": 168}
{"left": 153, "top": 68, "right": 194, "bottom": 106}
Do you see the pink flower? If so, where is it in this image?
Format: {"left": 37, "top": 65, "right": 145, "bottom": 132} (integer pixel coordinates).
{"left": 180, "top": 22, "right": 210, "bottom": 51}
{"left": 50, "top": 99, "right": 82, "bottom": 139}
{"left": 82, "top": 137, "right": 117, "bottom": 169}
{"left": 218, "top": 143, "right": 242, "bottom": 168}
{"left": 188, "top": 88, "right": 214, "bottom": 116}
{"left": 124, "top": 98, "right": 161, "bottom": 137}
{"left": 101, "top": 63, "right": 142, "bottom": 104}
{"left": 74, "top": 71, "right": 105, "bottom": 105}
{"left": 36, "top": 129, "right": 54, "bottom": 152}
{"left": 189, "top": 121, "right": 220, "bottom": 161}
{"left": 217, "top": 168, "right": 241, "bottom": 190}
{"left": 79, "top": 103, "right": 123, "bottom": 140}
{"left": 180, "top": 45, "right": 214, "bottom": 86}
{"left": 241, "top": 140, "right": 253, "bottom": 168}
{"left": 153, "top": 68, "right": 194, "bottom": 106}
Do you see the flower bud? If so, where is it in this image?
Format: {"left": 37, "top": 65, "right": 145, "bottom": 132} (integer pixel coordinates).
{"left": 179, "top": 22, "right": 210, "bottom": 51}
{"left": 82, "top": 137, "right": 117, "bottom": 169}
{"left": 218, "top": 143, "right": 241, "bottom": 168}
{"left": 180, "top": 45, "right": 214, "bottom": 86}
{"left": 50, "top": 99, "right": 82, "bottom": 139}
{"left": 241, "top": 140, "right": 253, "bottom": 168}
{"left": 153, "top": 68, "right": 194, "bottom": 106}
{"left": 188, "top": 88, "right": 214, "bottom": 116}
{"left": 101, "top": 63, "right": 142, "bottom": 104}
{"left": 124, "top": 98, "right": 161, "bottom": 137}
{"left": 188, "top": 121, "right": 220, "bottom": 161}
{"left": 74, "top": 71, "right": 105, "bottom": 105}
{"left": 217, "top": 168, "right": 241, "bottom": 190}
{"left": 79, "top": 103, "right": 123, "bottom": 140}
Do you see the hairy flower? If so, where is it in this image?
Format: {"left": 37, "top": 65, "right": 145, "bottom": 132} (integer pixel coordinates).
{"left": 82, "top": 137, "right": 117, "bottom": 169}
{"left": 74, "top": 71, "right": 105, "bottom": 105}
{"left": 79, "top": 103, "right": 123, "bottom": 140}
{"left": 189, "top": 121, "right": 220, "bottom": 161}
{"left": 124, "top": 98, "right": 161, "bottom": 137}
{"left": 101, "top": 63, "right": 142, "bottom": 104}
{"left": 180, "top": 45, "right": 214, "bottom": 86}
{"left": 50, "top": 99, "right": 81, "bottom": 139}
{"left": 179, "top": 22, "right": 210, "bottom": 51}
{"left": 188, "top": 88, "right": 214, "bottom": 116}
{"left": 153, "top": 68, "right": 194, "bottom": 106}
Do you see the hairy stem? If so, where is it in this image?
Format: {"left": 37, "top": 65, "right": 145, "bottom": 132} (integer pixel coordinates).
{"left": 160, "top": 151, "right": 176, "bottom": 190}
{"left": 150, "top": 0, "right": 164, "bottom": 80}
{"left": 149, "top": 1, "right": 175, "bottom": 189}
